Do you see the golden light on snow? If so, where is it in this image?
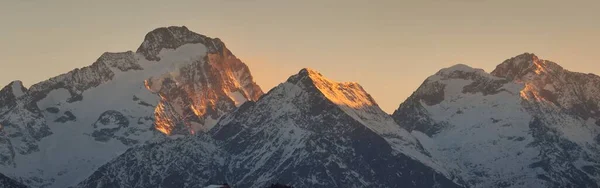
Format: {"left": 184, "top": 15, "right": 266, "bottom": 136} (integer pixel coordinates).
{"left": 304, "top": 68, "right": 376, "bottom": 109}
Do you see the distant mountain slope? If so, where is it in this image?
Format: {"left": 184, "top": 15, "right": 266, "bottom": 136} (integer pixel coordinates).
{"left": 76, "top": 69, "right": 463, "bottom": 188}
{"left": 393, "top": 53, "right": 600, "bottom": 187}
{"left": 0, "top": 26, "right": 262, "bottom": 188}
{"left": 76, "top": 135, "right": 225, "bottom": 188}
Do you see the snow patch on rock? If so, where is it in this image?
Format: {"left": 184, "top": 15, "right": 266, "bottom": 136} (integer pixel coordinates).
{"left": 10, "top": 81, "right": 25, "bottom": 98}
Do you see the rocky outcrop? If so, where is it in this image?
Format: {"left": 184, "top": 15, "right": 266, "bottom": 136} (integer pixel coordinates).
{"left": 136, "top": 26, "right": 225, "bottom": 61}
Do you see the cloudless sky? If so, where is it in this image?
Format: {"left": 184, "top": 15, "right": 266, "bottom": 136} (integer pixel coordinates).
{"left": 1, "top": 0, "right": 599, "bottom": 112}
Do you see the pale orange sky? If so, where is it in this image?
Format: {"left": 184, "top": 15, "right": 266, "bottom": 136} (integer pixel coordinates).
{"left": 1, "top": 0, "right": 599, "bottom": 112}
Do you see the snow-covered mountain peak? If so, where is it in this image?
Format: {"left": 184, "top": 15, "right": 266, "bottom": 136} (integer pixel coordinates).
{"left": 0, "top": 81, "right": 26, "bottom": 113}
{"left": 491, "top": 53, "right": 564, "bottom": 81}
{"left": 7, "top": 81, "right": 26, "bottom": 98}
{"left": 489, "top": 53, "right": 600, "bottom": 112}
{"left": 0, "top": 26, "right": 263, "bottom": 187}
{"left": 201, "top": 68, "right": 461, "bottom": 188}
{"left": 436, "top": 64, "right": 484, "bottom": 75}
{"left": 136, "top": 26, "right": 225, "bottom": 61}
{"left": 279, "top": 68, "right": 448, "bottom": 173}
{"left": 0, "top": 80, "right": 30, "bottom": 115}
{"left": 394, "top": 53, "right": 600, "bottom": 187}
{"left": 431, "top": 63, "right": 499, "bottom": 82}
{"left": 289, "top": 68, "right": 377, "bottom": 109}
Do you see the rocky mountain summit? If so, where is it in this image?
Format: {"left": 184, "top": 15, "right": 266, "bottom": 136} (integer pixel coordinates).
{"left": 0, "top": 26, "right": 262, "bottom": 188}
{"left": 394, "top": 53, "right": 600, "bottom": 187}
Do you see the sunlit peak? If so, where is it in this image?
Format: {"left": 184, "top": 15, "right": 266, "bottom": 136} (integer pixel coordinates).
{"left": 300, "top": 68, "right": 377, "bottom": 109}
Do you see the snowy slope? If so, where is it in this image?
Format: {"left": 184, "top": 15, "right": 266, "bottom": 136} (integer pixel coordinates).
{"left": 393, "top": 53, "right": 600, "bottom": 187}
{"left": 0, "top": 26, "right": 262, "bottom": 188}
{"left": 76, "top": 68, "right": 463, "bottom": 188}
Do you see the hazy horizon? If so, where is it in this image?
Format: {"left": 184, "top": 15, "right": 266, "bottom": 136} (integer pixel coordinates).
{"left": 1, "top": 0, "right": 599, "bottom": 112}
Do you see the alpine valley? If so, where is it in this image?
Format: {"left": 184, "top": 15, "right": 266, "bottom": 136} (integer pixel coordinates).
{"left": 0, "top": 26, "right": 598, "bottom": 188}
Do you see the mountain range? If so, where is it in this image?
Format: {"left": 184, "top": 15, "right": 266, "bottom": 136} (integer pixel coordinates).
{"left": 0, "top": 26, "right": 599, "bottom": 188}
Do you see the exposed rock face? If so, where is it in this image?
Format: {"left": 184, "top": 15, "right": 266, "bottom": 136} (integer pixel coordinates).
{"left": 0, "top": 26, "right": 262, "bottom": 188}
{"left": 147, "top": 39, "right": 263, "bottom": 135}
{"left": 136, "top": 26, "right": 226, "bottom": 61}
{"left": 76, "top": 135, "right": 225, "bottom": 188}
{"left": 393, "top": 53, "right": 600, "bottom": 187}
{"left": 90, "top": 110, "right": 135, "bottom": 145}
{"left": 99, "top": 51, "right": 143, "bottom": 72}
{"left": 0, "top": 81, "right": 26, "bottom": 113}
{"left": 75, "top": 69, "right": 463, "bottom": 188}
{"left": 27, "top": 54, "right": 117, "bottom": 104}
{"left": 492, "top": 53, "right": 600, "bottom": 121}
{"left": 0, "top": 81, "right": 50, "bottom": 167}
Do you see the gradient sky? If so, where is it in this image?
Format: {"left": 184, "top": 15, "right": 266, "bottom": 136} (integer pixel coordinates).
{"left": 1, "top": 0, "right": 599, "bottom": 112}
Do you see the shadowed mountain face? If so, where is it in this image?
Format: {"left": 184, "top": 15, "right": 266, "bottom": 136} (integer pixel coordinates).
{"left": 76, "top": 69, "right": 463, "bottom": 188}
{"left": 0, "top": 26, "right": 262, "bottom": 188}
{"left": 0, "top": 172, "right": 27, "bottom": 188}
{"left": 75, "top": 135, "right": 225, "bottom": 188}
{"left": 393, "top": 53, "right": 600, "bottom": 187}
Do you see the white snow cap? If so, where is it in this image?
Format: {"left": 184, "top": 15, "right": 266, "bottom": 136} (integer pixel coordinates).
{"left": 10, "top": 80, "right": 26, "bottom": 98}
{"left": 436, "top": 64, "right": 486, "bottom": 75}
